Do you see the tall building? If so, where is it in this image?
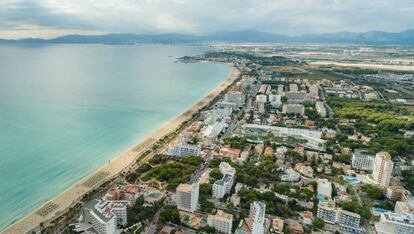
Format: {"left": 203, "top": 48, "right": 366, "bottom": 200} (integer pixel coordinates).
{"left": 250, "top": 201, "right": 266, "bottom": 234}
{"left": 338, "top": 209, "right": 362, "bottom": 234}
{"left": 82, "top": 199, "right": 129, "bottom": 234}
{"left": 315, "top": 101, "right": 326, "bottom": 117}
{"left": 309, "top": 84, "right": 319, "bottom": 97}
{"left": 168, "top": 143, "right": 201, "bottom": 157}
{"left": 352, "top": 152, "right": 374, "bottom": 171}
{"left": 176, "top": 183, "right": 199, "bottom": 212}
{"left": 213, "top": 162, "right": 236, "bottom": 199}
{"left": 207, "top": 210, "right": 233, "bottom": 234}
{"left": 375, "top": 212, "right": 414, "bottom": 234}
{"left": 372, "top": 151, "right": 394, "bottom": 187}
{"left": 256, "top": 94, "right": 267, "bottom": 114}
{"left": 224, "top": 91, "right": 245, "bottom": 108}
{"left": 268, "top": 94, "right": 282, "bottom": 108}
{"left": 317, "top": 201, "right": 338, "bottom": 224}
{"left": 282, "top": 104, "right": 305, "bottom": 115}
{"left": 277, "top": 85, "right": 284, "bottom": 95}
{"left": 213, "top": 173, "right": 235, "bottom": 199}
{"left": 286, "top": 91, "right": 307, "bottom": 104}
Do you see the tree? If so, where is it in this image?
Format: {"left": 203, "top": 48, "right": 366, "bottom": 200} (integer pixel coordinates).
{"left": 312, "top": 217, "right": 325, "bottom": 230}
{"left": 361, "top": 184, "right": 384, "bottom": 200}
{"left": 199, "top": 225, "right": 216, "bottom": 233}
{"left": 159, "top": 205, "right": 180, "bottom": 224}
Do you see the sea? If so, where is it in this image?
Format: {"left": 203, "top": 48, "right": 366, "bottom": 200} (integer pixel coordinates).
{"left": 0, "top": 44, "right": 229, "bottom": 229}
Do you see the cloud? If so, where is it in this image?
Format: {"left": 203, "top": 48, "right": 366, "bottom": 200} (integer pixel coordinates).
{"left": 0, "top": 0, "right": 413, "bottom": 39}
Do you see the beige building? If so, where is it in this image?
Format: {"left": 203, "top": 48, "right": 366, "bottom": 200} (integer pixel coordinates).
{"left": 372, "top": 151, "right": 394, "bottom": 187}
{"left": 207, "top": 210, "right": 233, "bottom": 234}
{"left": 176, "top": 183, "right": 199, "bottom": 212}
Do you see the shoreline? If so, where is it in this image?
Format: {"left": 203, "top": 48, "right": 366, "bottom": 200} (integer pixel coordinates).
{"left": 2, "top": 63, "right": 240, "bottom": 234}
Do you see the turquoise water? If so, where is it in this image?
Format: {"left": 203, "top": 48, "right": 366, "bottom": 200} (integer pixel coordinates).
{"left": 0, "top": 44, "right": 229, "bottom": 228}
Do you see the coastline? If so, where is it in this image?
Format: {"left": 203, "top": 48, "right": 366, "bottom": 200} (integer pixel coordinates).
{"left": 1, "top": 63, "right": 240, "bottom": 234}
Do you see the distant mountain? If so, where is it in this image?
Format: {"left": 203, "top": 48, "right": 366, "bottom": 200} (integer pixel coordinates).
{"left": 1, "top": 29, "right": 414, "bottom": 45}
{"left": 205, "top": 30, "right": 290, "bottom": 43}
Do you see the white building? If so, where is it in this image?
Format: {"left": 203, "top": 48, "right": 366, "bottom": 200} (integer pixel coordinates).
{"left": 168, "top": 143, "right": 201, "bottom": 157}
{"left": 277, "top": 85, "right": 284, "bottom": 95}
{"left": 83, "top": 199, "right": 129, "bottom": 234}
{"left": 250, "top": 202, "right": 266, "bottom": 234}
{"left": 281, "top": 168, "right": 301, "bottom": 182}
{"left": 282, "top": 104, "right": 305, "bottom": 115}
{"left": 317, "top": 178, "right": 332, "bottom": 200}
{"left": 202, "top": 119, "right": 227, "bottom": 138}
{"left": 395, "top": 200, "right": 414, "bottom": 214}
{"left": 315, "top": 101, "right": 327, "bottom": 117}
{"left": 372, "top": 151, "right": 394, "bottom": 187}
{"left": 317, "top": 201, "right": 338, "bottom": 224}
{"left": 243, "top": 124, "right": 326, "bottom": 151}
{"left": 213, "top": 173, "right": 235, "bottom": 199}
{"left": 352, "top": 152, "right": 374, "bottom": 171}
{"left": 268, "top": 94, "right": 282, "bottom": 108}
{"left": 309, "top": 84, "right": 319, "bottom": 97}
{"left": 176, "top": 183, "right": 199, "bottom": 213}
{"left": 213, "top": 163, "right": 236, "bottom": 199}
{"left": 256, "top": 94, "right": 267, "bottom": 114}
{"left": 375, "top": 212, "right": 414, "bottom": 234}
{"left": 224, "top": 91, "right": 245, "bottom": 108}
{"left": 207, "top": 210, "right": 233, "bottom": 234}
{"left": 289, "top": 83, "right": 299, "bottom": 92}
{"left": 317, "top": 201, "right": 362, "bottom": 233}
{"left": 286, "top": 91, "right": 306, "bottom": 104}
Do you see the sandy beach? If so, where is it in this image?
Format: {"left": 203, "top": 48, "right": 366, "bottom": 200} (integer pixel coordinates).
{"left": 1, "top": 64, "right": 240, "bottom": 234}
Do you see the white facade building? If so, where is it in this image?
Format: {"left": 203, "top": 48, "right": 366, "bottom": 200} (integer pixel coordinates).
{"left": 286, "top": 91, "right": 306, "bottom": 104}
{"left": 282, "top": 104, "right": 305, "bottom": 115}
{"left": 375, "top": 212, "right": 414, "bottom": 234}
{"left": 317, "top": 201, "right": 362, "bottom": 233}
{"left": 309, "top": 84, "right": 319, "bottom": 97}
{"left": 168, "top": 143, "right": 201, "bottom": 157}
{"left": 224, "top": 91, "right": 245, "bottom": 108}
{"left": 243, "top": 124, "right": 326, "bottom": 151}
{"left": 268, "top": 94, "right": 282, "bottom": 108}
{"left": 83, "top": 199, "right": 129, "bottom": 234}
{"left": 250, "top": 202, "right": 266, "bottom": 234}
{"left": 213, "top": 163, "right": 236, "bottom": 199}
{"left": 372, "top": 151, "right": 394, "bottom": 187}
{"left": 176, "top": 183, "right": 199, "bottom": 213}
{"left": 207, "top": 210, "right": 233, "bottom": 234}
{"left": 315, "top": 101, "right": 327, "bottom": 117}
{"left": 352, "top": 152, "right": 374, "bottom": 171}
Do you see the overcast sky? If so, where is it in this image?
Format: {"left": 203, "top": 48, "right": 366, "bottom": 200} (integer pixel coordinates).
{"left": 1, "top": 0, "right": 414, "bottom": 39}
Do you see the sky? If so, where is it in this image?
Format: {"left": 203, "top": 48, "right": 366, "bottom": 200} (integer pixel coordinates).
{"left": 1, "top": 0, "right": 414, "bottom": 39}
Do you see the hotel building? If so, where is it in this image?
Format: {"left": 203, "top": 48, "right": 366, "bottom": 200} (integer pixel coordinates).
{"left": 176, "top": 182, "right": 199, "bottom": 213}
{"left": 82, "top": 199, "right": 129, "bottom": 234}
{"left": 207, "top": 210, "right": 234, "bottom": 234}
{"left": 243, "top": 124, "right": 326, "bottom": 151}
{"left": 375, "top": 212, "right": 414, "bottom": 234}
{"left": 168, "top": 143, "right": 201, "bottom": 157}
{"left": 372, "top": 151, "right": 394, "bottom": 187}
{"left": 352, "top": 152, "right": 374, "bottom": 171}
{"left": 250, "top": 201, "right": 266, "bottom": 234}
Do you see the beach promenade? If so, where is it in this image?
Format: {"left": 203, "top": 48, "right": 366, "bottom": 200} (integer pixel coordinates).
{"left": 1, "top": 64, "right": 240, "bottom": 234}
